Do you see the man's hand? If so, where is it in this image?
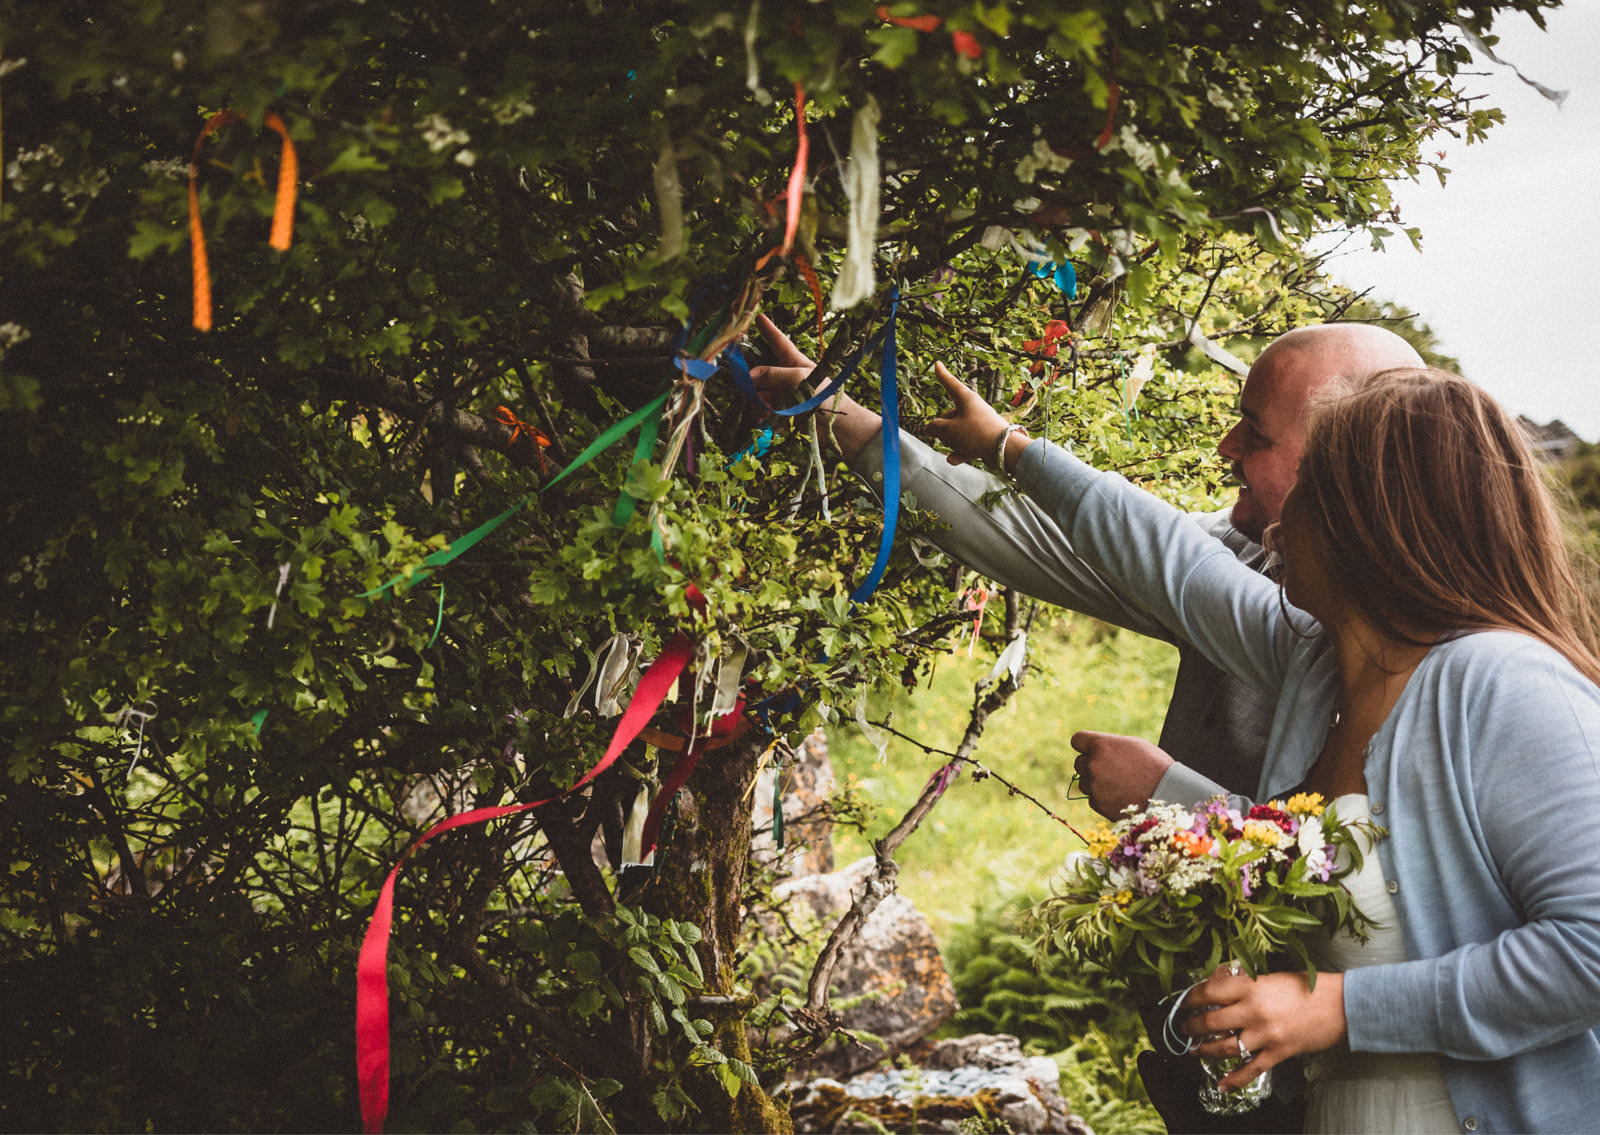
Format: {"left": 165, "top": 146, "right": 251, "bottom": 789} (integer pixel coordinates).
{"left": 924, "top": 361, "right": 1012, "bottom": 469}
{"left": 1069, "top": 730, "right": 1172, "bottom": 817}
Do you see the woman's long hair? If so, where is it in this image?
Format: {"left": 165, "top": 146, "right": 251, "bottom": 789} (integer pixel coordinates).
{"left": 1295, "top": 368, "right": 1600, "bottom": 686}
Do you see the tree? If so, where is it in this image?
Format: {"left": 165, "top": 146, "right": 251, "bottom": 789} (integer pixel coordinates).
{"left": 0, "top": 1, "right": 1555, "bottom": 1130}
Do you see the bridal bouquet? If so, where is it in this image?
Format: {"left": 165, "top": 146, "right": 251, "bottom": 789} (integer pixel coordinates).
{"left": 1037, "top": 793, "right": 1383, "bottom": 1114}
{"left": 1040, "top": 793, "right": 1382, "bottom": 992}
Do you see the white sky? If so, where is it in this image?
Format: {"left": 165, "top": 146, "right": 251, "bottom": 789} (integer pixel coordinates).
{"left": 1322, "top": 2, "right": 1600, "bottom": 441}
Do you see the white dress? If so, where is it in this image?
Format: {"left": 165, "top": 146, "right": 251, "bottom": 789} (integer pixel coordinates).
{"left": 1301, "top": 795, "right": 1459, "bottom": 1134}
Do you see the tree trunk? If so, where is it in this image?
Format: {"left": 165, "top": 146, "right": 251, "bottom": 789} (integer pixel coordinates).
{"left": 632, "top": 730, "right": 791, "bottom": 1133}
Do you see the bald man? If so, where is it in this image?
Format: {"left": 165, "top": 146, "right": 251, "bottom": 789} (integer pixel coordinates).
{"left": 751, "top": 320, "right": 1424, "bottom": 1133}
{"left": 750, "top": 321, "right": 1425, "bottom": 810}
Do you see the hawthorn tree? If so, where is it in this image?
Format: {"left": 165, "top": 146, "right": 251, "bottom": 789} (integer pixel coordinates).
{"left": 0, "top": 1, "right": 1554, "bottom": 1130}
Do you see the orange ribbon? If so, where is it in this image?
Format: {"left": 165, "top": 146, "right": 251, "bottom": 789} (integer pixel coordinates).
{"left": 495, "top": 405, "right": 552, "bottom": 471}
{"left": 189, "top": 110, "right": 298, "bottom": 332}
{"left": 790, "top": 252, "right": 826, "bottom": 341}
{"left": 755, "top": 83, "right": 809, "bottom": 273}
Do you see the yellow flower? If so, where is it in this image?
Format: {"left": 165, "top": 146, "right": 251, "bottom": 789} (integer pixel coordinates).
{"left": 1099, "top": 888, "right": 1134, "bottom": 910}
{"left": 1286, "top": 791, "right": 1326, "bottom": 817}
{"left": 1084, "top": 825, "right": 1118, "bottom": 858}
{"left": 1242, "top": 820, "right": 1283, "bottom": 846}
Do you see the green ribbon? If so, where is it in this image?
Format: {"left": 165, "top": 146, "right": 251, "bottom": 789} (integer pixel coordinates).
{"left": 359, "top": 389, "right": 672, "bottom": 600}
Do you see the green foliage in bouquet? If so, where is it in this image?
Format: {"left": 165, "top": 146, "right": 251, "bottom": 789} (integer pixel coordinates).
{"left": 1036, "top": 794, "right": 1383, "bottom": 995}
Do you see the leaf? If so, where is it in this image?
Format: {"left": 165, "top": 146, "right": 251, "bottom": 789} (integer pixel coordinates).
{"left": 323, "top": 143, "right": 389, "bottom": 176}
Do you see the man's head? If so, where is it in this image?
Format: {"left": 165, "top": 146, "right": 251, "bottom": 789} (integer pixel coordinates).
{"left": 1217, "top": 324, "right": 1424, "bottom": 542}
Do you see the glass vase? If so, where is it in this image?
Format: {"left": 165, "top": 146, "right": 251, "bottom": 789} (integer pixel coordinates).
{"left": 1197, "top": 1046, "right": 1272, "bottom": 1114}
{"left": 1187, "top": 965, "right": 1273, "bottom": 1115}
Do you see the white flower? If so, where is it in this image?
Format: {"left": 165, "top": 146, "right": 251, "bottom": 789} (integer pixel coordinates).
{"left": 419, "top": 114, "right": 470, "bottom": 153}
{"left": 1297, "top": 815, "right": 1329, "bottom": 876}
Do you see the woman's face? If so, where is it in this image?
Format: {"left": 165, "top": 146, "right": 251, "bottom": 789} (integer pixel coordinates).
{"left": 1266, "top": 480, "right": 1337, "bottom": 618}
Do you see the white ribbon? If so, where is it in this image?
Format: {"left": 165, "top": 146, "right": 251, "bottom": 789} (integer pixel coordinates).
{"left": 979, "top": 630, "right": 1028, "bottom": 691}
{"left": 620, "top": 781, "right": 653, "bottom": 866}
{"left": 831, "top": 95, "right": 881, "bottom": 311}
{"left": 114, "top": 701, "right": 158, "bottom": 775}
{"left": 266, "top": 562, "right": 291, "bottom": 630}
{"left": 743, "top": 1, "right": 772, "bottom": 106}
{"left": 854, "top": 689, "right": 889, "bottom": 763}
{"left": 650, "top": 131, "right": 685, "bottom": 262}
{"left": 1186, "top": 322, "right": 1249, "bottom": 377}
{"left": 1455, "top": 22, "right": 1568, "bottom": 106}
{"left": 708, "top": 642, "right": 748, "bottom": 721}
{"left": 563, "top": 633, "right": 637, "bottom": 719}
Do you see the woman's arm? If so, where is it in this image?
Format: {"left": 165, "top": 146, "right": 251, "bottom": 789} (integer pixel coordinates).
{"left": 1187, "top": 641, "right": 1600, "bottom": 1080}
{"left": 924, "top": 364, "right": 1299, "bottom": 697}
{"left": 1341, "top": 641, "right": 1600, "bottom": 1060}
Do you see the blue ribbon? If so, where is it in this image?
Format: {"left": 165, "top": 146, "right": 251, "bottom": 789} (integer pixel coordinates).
{"left": 848, "top": 288, "right": 900, "bottom": 604}
{"left": 722, "top": 345, "right": 771, "bottom": 413}
{"left": 1029, "top": 259, "right": 1078, "bottom": 300}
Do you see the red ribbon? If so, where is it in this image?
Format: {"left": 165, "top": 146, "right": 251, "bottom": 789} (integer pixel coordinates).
{"left": 638, "top": 695, "right": 747, "bottom": 860}
{"left": 189, "top": 110, "right": 297, "bottom": 332}
{"left": 951, "top": 30, "right": 981, "bottom": 59}
{"left": 1013, "top": 320, "right": 1072, "bottom": 405}
{"left": 959, "top": 586, "right": 989, "bottom": 656}
{"left": 1093, "top": 81, "right": 1120, "bottom": 150}
{"left": 356, "top": 630, "right": 699, "bottom": 1131}
{"left": 875, "top": 9, "right": 981, "bottom": 59}
{"left": 877, "top": 7, "right": 942, "bottom": 32}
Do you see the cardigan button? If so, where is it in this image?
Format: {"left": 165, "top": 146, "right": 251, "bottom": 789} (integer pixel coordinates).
{"left": 1386, "top": 879, "right": 1399, "bottom": 895}
{"left": 1462, "top": 1118, "right": 1478, "bottom": 1132}
{"left": 1371, "top": 800, "right": 1385, "bottom": 816}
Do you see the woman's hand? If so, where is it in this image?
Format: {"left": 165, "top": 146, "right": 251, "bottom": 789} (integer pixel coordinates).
{"left": 1182, "top": 967, "right": 1348, "bottom": 1092}
{"left": 924, "top": 362, "right": 1013, "bottom": 470}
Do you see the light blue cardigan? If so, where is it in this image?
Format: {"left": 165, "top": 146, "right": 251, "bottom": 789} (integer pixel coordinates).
{"left": 1015, "top": 439, "right": 1600, "bottom": 1133}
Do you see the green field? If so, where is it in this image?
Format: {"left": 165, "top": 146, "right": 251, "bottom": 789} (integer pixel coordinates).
{"left": 827, "top": 612, "right": 1179, "bottom": 935}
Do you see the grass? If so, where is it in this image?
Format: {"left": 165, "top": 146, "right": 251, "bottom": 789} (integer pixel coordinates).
{"left": 826, "top": 612, "right": 1179, "bottom": 937}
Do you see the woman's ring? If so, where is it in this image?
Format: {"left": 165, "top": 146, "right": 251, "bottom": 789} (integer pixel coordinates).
{"left": 1236, "top": 1034, "right": 1252, "bottom": 1062}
